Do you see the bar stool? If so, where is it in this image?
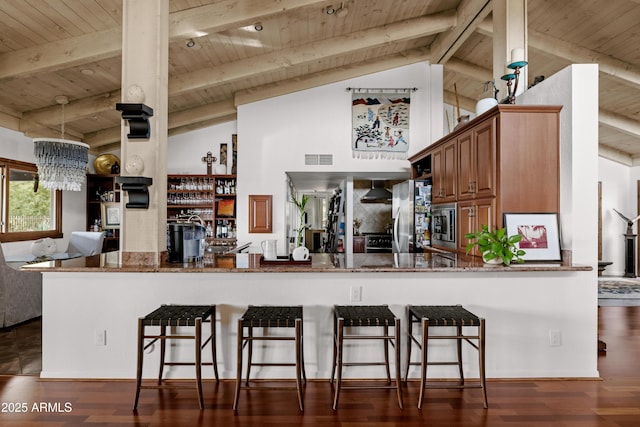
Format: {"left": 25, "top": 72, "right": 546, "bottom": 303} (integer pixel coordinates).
{"left": 233, "top": 305, "right": 305, "bottom": 412}
{"left": 331, "top": 305, "right": 403, "bottom": 410}
{"left": 133, "top": 305, "right": 218, "bottom": 410}
{"left": 404, "top": 305, "right": 487, "bottom": 409}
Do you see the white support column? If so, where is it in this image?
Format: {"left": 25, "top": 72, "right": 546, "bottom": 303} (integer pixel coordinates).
{"left": 119, "top": 0, "right": 169, "bottom": 266}
{"left": 492, "top": 0, "right": 528, "bottom": 102}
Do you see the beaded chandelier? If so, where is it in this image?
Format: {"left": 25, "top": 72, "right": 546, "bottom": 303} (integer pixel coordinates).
{"left": 33, "top": 96, "right": 89, "bottom": 191}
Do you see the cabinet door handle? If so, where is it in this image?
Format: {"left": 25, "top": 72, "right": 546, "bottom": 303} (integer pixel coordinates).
{"left": 468, "top": 206, "right": 475, "bottom": 217}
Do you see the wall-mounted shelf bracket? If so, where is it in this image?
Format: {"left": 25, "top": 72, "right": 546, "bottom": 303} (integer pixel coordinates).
{"left": 116, "top": 176, "right": 153, "bottom": 209}
{"left": 115, "top": 103, "right": 154, "bottom": 139}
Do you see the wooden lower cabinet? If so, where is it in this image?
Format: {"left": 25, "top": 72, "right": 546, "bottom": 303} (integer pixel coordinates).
{"left": 457, "top": 198, "right": 495, "bottom": 256}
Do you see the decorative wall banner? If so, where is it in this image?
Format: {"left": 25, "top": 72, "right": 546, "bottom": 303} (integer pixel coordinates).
{"left": 351, "top": 88, "right": 414, "bottom": 159}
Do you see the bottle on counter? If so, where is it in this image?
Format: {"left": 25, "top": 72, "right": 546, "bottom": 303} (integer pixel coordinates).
{"left": 216, "top": 220, "right": 222, "bottom": 238}
{"left": 221, "top": 220, "right": 228, "bottom": 238}
{"left": 206, "top": 221, "right": 213, "bottom": 238}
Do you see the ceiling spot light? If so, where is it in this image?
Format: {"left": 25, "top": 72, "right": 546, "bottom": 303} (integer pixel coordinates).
{"left": 81, "top": 69, "right": 95, "bottom": 76}
{"left": 326, "top": 5, "right": 336, "bottom": 14}
{"left": 186, "top": 38, "right": 196, "bottom": 48}
{"left": 254, "top": 22, "right": 263, "bottom": 31}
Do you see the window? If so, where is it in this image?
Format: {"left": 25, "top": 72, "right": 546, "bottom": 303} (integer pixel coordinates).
{"left": 0, "top": 158, "right": 62, "bottom": 242}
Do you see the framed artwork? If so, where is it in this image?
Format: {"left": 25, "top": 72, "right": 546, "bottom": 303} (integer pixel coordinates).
{"left": 503, "top": 213, "right": 561, "bottom": 262}
{"left": 217, "top": 199, "right": 235, "bottom": 217}
{"left": 101, "top": 202, "right": 121, "bottom": 229}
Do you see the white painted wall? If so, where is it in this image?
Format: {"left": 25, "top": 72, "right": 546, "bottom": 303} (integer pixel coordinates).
{"left": 599, "top": 157, "right": 632, "bottom": 275}
{"left": 41, "top": 269, "right": 595, "bottom": 380}
{"left": 519, "top": 64, "right": 599, "bottom": 268}
{"left": 236, "top": 62, "right": 443, "bottom": 254}
{"left": 166, "top": 121, "right": 237, "bottom": 174}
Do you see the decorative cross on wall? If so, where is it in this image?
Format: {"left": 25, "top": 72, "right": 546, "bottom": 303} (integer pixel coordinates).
{"left": 201, "top": 151, "right": 217, "bottom": 175}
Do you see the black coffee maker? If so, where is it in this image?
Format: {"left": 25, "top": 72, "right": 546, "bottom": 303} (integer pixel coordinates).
{"left": 167, "top": 223, "right": 206, "bottom": 263}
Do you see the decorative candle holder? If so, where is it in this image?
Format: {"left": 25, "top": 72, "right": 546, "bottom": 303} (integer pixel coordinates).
{"left": 500, "top": 48, "right": 528, "bottom": 104}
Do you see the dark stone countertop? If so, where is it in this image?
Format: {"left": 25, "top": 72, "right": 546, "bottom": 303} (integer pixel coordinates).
{"left": 21, "top": 251, "right": 592, "bottom": 273}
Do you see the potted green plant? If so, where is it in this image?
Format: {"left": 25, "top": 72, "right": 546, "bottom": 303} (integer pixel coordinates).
{"left": 464, "top": 225, "right": 525, "bottom": 265}
{"left": 292, "top": 194, "right": 310, "bottom": 247}
{"left": 291, "top": 194, "right": 311, "bottom": 261}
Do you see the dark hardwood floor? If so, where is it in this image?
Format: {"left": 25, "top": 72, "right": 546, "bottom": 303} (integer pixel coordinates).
{"left": 0, "top": 306, "right": 639, "bottom": 426}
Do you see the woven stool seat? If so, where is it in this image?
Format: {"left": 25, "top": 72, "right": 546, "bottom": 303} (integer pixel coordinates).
{"left": 233, "top": 305, "right": 306, "bottom": 412}
{"left": 409, "top": 305, "right": 481, "bottom": 327}
{"left": 240, "top": 305, "right": 302, "bottom": 328}
{"left": 133, "top": 304, "right": 218, "bottom": 411}
{"left": 334, "top": 305, "right": 397, "bottom": 326}
{"left": 331, "top": 305, "right": 403, "bottom": 410}
{"left": 405, "top": 304, "right": 487, "bottom": 409}
{"left": 142, "top": 305, "right": 216, "bottom": 327}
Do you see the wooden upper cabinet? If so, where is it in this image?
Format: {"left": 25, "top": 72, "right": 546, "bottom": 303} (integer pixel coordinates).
{"left": 432, "top": 139, "right": 457, "bottom": 203}
{"left": 409, "top": 105, "right": 561, "bottom": 254}
{"left": 458, "top": 117, "right": 496, "bottom": 200}
{"left": 249, "top": 195, "right": 272, "bottom": 233}
{"left": 457, "top": 130, "right": 474, "bottom": 199}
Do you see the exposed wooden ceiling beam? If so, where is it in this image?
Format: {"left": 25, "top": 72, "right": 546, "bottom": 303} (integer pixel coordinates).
{"left": 430, "top": 0, "right": 492, "bottom": 64}
{"left": 444, "top": 57, "right": 492, "bottom": 81}
{"left": 477, "top": 20, "right": 640, "bottom": 90}
{"left": 20, "top": 12, "right": 454, "bottom": 132}
{"left": 443, "top": 90, "right": 476, "bottom": 112}
{"left": 234, "top": 48, "right": 431, "bottom": 106}
{"left": 0, "top": 0, "right": 326, "bottom": 81}
{"left": 20, "top": 91, "right": 121, "bottom": 132}
{"left": 169, "top": 114, "right": 237, "bottom": 138}
{"left": 85, "top": 49, "right": 431, "bottom": 147}
{"left": 168, "top": 99, "right": 236, "bottom": 129}
{"left": 600, "top": 110, "right": 640, "bottom": 139}
{"left": 446, "top": 57, "right": 640, "bottom": 141}
{"left": 171, "top": 10, "right": 456, "bottom": 95}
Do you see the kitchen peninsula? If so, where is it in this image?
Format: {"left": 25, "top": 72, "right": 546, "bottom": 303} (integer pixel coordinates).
{"left": 28, "top": 252, "right": 595, "bottom": 382}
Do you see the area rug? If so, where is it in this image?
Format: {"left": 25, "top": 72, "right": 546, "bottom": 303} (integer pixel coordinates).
{"left": 598, "top": 277, "right": 640, "bottom": 306}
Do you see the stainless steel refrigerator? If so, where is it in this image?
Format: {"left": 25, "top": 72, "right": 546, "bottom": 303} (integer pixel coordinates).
{"left": 392, "top": 179, "right": 432, "bottom": 253}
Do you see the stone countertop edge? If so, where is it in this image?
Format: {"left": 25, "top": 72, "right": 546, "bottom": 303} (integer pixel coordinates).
{"left": 21, "top": 252, "right": 592, "bottom": 273}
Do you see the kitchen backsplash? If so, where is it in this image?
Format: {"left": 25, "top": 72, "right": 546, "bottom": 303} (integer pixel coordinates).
{"left": 353, "top": 187, "right": 392, "bottom": 234}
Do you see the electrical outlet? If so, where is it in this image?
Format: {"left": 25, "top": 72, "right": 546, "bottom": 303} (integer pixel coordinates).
{"left": 350, "top": 286, "right": 362, "bottom": 302}
{"left": 549, "top": 329, "right": 562, "bottom": 347}
{"left": 95, "top": 329, "right": 107, "bottom": 346}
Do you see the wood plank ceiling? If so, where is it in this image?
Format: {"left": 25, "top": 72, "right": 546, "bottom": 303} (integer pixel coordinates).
{"left": 0, "top": 0, "right": 638, "bottom": 164}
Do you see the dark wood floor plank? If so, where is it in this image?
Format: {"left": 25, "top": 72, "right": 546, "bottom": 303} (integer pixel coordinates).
{"left": 0, "top": 306, "right": 639, "bottom": 426}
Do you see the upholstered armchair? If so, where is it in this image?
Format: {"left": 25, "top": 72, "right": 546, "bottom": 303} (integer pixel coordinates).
{"left": 0, "top": 244, "right": 42, "bottom": 328}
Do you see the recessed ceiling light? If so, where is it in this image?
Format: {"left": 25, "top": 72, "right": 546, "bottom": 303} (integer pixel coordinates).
{"left": 254, "top": 22, "right": 263, "bottom": 31}
{"left": 186, "top": 38, "right": 196, "bottom": 48}
{"left": 81, "top": 69, "right": 95, "bottom": 76}
{"left": 326, "top": 6, "right": 336, "bottom": 14}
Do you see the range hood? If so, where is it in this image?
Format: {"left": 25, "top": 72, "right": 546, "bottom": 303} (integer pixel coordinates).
{"left": 361, "top": 180, "right": 392, "bottom": 203}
